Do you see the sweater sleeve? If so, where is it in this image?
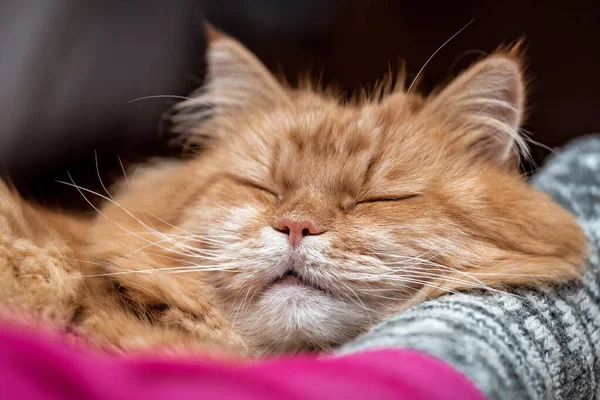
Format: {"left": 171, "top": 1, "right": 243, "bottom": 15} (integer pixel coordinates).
{"left": 340, "top": 135, "right": 600, "bottom": 400}
{"left": 0, "top": 327, "right": 483, "bottom": 400}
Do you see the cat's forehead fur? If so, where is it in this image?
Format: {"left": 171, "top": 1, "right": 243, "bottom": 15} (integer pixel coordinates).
{"left": 211, "top": 88, "right": 458, "bottom": 202}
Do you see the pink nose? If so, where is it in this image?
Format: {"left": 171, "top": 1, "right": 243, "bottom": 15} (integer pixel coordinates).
{"left": 276, "top": 218, "right": 322, "bottom": 248}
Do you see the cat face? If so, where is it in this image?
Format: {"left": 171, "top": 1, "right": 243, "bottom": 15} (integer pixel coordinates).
{"left": 178, "top": 102, "right": 443, "bottom": 353}
{"left": 88, "top": 29, "right": 586, "bottom": 355}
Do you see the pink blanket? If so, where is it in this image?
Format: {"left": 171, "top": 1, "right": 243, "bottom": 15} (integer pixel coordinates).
{"left": 0, "top": 327, "right": 483, "bottom": 400}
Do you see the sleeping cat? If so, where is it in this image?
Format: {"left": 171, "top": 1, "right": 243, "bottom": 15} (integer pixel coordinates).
{"left": 0, "top": 27, "right": 587, "bottom": 356}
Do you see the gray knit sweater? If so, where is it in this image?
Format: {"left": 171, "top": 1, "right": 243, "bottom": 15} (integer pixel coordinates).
{"left": 341, "top": 135, "right": 600, "bottom": 400}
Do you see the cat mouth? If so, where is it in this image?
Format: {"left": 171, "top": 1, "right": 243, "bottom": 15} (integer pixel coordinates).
{"left": 272, "top": 270, "right": 327, "bottom": 292}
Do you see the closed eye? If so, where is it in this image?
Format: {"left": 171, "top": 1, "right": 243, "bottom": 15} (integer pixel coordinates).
{"left": 357, "top": 194, "right": 419, "bottom": 204}
{"left": 227, "top": 174, "right": 279, "bottom": 198}
{"left": 246, "top": 181, "right": 278, "bottom": 198}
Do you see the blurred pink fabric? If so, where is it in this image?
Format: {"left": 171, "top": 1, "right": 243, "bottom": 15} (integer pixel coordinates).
{"left": 0, "top": 326, "right": 484, "bottom": 400}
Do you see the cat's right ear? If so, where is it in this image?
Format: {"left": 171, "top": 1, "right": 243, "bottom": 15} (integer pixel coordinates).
{"left": 168, "top": 24, "right": 289, "bottom": 151}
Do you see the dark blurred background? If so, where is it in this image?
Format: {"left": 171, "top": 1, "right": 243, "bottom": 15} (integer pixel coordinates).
{"left": 1, "top": 1, "right": 599, "bottom": 210}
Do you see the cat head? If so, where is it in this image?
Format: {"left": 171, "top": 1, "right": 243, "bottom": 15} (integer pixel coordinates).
{"left": 88, "top": 28, "right": 586, "bottom": 355}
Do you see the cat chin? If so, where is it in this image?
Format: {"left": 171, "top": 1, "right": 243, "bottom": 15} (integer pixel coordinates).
{"left": 233, "top": 283, "right": 371, "bottom": 355}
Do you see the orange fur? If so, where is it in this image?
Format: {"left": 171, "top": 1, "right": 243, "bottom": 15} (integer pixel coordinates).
{"left": 0, "top": 29, "right": 587, "bottom": 356}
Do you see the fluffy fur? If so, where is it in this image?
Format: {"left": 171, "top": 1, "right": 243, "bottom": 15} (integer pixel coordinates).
{"left": 0, "top": 28, "right": 587, "bottom": 356}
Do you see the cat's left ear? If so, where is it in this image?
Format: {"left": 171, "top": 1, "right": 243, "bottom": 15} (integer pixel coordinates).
{"left": 424, "top": 45, "right": 527, "bottom": 166}
{"left": 168, "top": 24, "right": 290, "bottom": 150}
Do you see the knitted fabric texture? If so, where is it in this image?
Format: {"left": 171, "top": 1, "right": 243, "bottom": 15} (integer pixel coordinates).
{"left": 341, "top": 135, "right": 600, "bottom": 400}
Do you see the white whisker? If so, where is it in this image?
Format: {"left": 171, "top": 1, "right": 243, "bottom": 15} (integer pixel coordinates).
{"left": 405, "top": 18, "right": 476, "bottom": 96}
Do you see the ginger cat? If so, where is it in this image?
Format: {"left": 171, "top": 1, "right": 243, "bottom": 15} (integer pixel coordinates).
{"left": 0, "top": 27, "right": 587, "bottom": 356}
